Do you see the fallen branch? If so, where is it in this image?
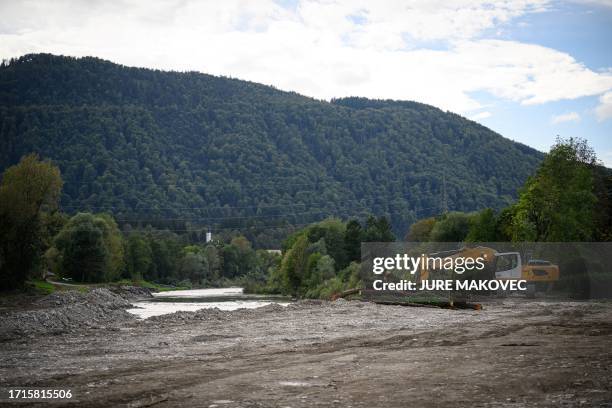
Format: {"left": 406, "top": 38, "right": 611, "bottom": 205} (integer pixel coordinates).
{"left": 372, "top": 299, "right": 482, "bottom": 310}
{"left": 331, "top": 288, "right": 361, "bottom": 300}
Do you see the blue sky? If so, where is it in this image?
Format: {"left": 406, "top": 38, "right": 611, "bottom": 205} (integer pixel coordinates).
{"left": 470, "top": 1, "right": 612, "bottom": 163}
{"left": 1, "top": 0, "right": 611, "bottom": 164}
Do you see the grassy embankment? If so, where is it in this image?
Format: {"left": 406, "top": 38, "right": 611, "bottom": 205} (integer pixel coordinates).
{"left": 21, "top": 278, "right": 190, "bottom": 296}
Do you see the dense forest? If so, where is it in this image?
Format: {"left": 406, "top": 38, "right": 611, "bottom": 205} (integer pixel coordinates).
{"left": 0, "top": 54, "right": 544, "bottom": 246}
{"left": 0, "top": 153, "right": 388, "bottom": 291}
{"left": 0, "top": 140, "right": 609, "bottom": 295}
{"left": 273, "top": 138, "right": 612, "bottom": 299}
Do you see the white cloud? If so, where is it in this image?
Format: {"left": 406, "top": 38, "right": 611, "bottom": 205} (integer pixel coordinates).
{"left": 570, "top": 0, "right": 612, "bottom": 8}
{"left": 551, "top": 111, "right": 580, "bottom": 124}
{"left": 597, "top": 150, "right": 612, "bottom": 168}
{"left": 0, "top": 0, "right": 611, "bottom": 115}
{"left": 596, "top": 91, "right": 612, "bottom": 121}
{"left": 471, "top": 111, "right": 492, "bottom": 120}
{"left": 599, "top": 150, "right": 612, "bottom": 167}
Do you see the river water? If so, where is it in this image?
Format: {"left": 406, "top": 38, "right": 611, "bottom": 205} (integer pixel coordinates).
{"left": 127, "top": 287, "right": 290, "bottom": 319}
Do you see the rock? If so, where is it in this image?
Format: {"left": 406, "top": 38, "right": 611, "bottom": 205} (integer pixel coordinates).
{"left": 111, "top": 286, "right": 154, "bottom": 300}
{"left": 0, "top": 288, "right": 138, "bottom": 341}
{"left": 254, "top": 303, "right": 286, "bottom": 313}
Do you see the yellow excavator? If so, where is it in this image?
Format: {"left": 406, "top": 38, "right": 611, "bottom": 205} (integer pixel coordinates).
{"left": 416, "top": 246, "right": 559, "bottom": 296}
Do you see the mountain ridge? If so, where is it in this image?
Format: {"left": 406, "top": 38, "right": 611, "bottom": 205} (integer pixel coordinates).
{"left": 0, "top": 54, "right": 543, "bottom": 244}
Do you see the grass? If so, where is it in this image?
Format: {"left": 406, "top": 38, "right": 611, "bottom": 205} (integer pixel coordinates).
{"left": 12, "top": 277, "right": 189, "bottom": 299}
{"left": 111, "top": 279, "right": 189, "bottom": 292}
{"left": 27, "top": 279, "right": 56, "bottom": 295}
{"left": 23, "top": 277, "right": 190, "bottom": 295}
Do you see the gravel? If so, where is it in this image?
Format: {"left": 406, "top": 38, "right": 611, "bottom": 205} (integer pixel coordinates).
{"left": 0, "top": 297, "right": 610, "bottom": 407}
{"left": 0, "top": 287, "right": 152, "bottom": 340}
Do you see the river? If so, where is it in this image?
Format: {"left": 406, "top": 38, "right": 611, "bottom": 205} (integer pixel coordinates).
{"left": 127, "top": 287, "right": 290, "bottom": 318}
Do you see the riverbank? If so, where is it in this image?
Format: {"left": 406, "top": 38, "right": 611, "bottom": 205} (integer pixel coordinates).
{"left": 0, "top": 287, "right": 151, "bottom": 340}
{"left": 0, "top": 292, "right": 611, "bottom": 406}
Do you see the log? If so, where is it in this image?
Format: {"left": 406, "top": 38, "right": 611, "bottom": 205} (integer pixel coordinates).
{"left": 331, "top": 288, "right": 361, "bottom": 300}
{"left": 372, "top": 299, "right": 482, "bottom": 310}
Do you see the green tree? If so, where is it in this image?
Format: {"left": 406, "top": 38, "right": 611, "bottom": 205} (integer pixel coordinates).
{"left": 364, "top": 216, "right": 395, "bottom": 242}
{"left": 314, "top": 255, "right": 335, "bottom": 281}
{"left": 203, "top": 244, "right": 221, "bottom": 282}
{"left": 0, "top": 154, "right": 63, "bottom": 289}
{"left": 494, "top": 207, "right": 515, "bottom": 242}
{"left": 276, "top": 234, "right": 309, "bottom": 295}
{"left": 178, "top": 247, "right": 208, "bottom": 285}
{"left": 125, "top": 233, "right": 153, "bottom": 280}
{"left": 592, "top": 166, "right": 612, "bottom": 241}
{"left": 344, "top": 219, "right": 363, "bottom": 263}
{"left": 269, "top": 216, "right": 391, "bottom": 298}
{"left": 511, "top": 137, "right": 597, "bottom": 241}
{"left": 148, "top": 235, "right": 181, "bottom": 283}
{"left": 429, "top": 212, "right": 471, "bottom": 242}
{"left": 230, "top": 235, "right": 252, "bottom": 252}
{"left": 405, "top": 217, "right": 436, "bottom": 242}
{"left": 53, "top": 213, "right": 124, "bottom": 282}
{"left": 241, "top": 249, "right": 280, "bottom": 292}
{"left": 220, "top": 237, "right": 255, "bottom": 279}
{"left": 465, "top": 209, "right": 498, "bottom": 242}
{"left": 97, "top": 214, "right": 124, "bottom": 278}
{"left": 307, "top": 219, "right": 347, "bottom": 268}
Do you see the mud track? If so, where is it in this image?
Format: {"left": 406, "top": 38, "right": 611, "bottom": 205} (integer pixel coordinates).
{"left": 1, "top": 297, "right": 611, "bottom": 407}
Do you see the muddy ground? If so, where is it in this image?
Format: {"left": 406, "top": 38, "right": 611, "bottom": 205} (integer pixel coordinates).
{"left": 0, "top": 292, "right": 611, "bottom": 407}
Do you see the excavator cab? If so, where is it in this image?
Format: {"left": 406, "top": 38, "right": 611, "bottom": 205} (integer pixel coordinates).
{"left": 494, "top": 252, "right": 522, "bottom": 280}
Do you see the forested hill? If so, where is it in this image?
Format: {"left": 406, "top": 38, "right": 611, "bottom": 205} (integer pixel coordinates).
{"left": 0, "top": 54, "right": 543, "bottom": 245}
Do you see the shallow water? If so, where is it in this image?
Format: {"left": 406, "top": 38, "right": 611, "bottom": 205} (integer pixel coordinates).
{"left": 127, "top": 287, "right": 290, "bottom": 318}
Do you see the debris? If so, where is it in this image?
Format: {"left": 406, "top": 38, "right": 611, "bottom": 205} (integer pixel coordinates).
{"left": 371, "top": 299, "right": 482, "bottom": 310}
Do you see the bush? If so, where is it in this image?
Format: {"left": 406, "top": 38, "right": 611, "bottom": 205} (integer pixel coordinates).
{"left": 53, "top": 213, "right": 124, "bottom": 283}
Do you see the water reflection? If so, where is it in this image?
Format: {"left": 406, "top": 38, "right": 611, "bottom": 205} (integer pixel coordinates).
{"left": 127, "top": 287, "right": 290, "bottom": 319}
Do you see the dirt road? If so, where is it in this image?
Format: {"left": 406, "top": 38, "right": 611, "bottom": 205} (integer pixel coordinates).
{"left": 1, "top": 297, "right": 611, "bottom": 407}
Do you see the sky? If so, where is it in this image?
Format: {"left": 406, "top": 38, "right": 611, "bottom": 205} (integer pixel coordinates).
{"left": 1, "top": 0, "right": 611, "bottom": 164}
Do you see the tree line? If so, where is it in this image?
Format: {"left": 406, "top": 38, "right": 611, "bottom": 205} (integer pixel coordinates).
{"left": 262, "top": 216, "right": 395, "bottom": 298}
{"left": 1, "top": 137, "right": 609, "bottom": 296}
{"left": 405, "top": 137, "right": 611, "bottom": 243}
{"left": 0, "top": 154, "right": 394, "bottom": 292}
{"left": 0, "top": 154, "right": 280, "bottom": 290}
{"left": 400, "top": 137, "right": 612, "bottom": 297}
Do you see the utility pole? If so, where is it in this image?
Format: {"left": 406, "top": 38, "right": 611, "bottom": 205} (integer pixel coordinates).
{"left": 442, "top": 172, "right": 449, "bottom": 215}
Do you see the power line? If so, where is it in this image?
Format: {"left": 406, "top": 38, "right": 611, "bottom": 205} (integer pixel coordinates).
{"left": 61, "top": 206, "right": 444, "bottom": 224}
{"left": 53, "top": 221, "right": 324, "bottom": 234}
{"left": 66, "top": 174, "right": 330, "bottom": 185}
{"left": 442, "top": 171, "right": 449, "bottom": 215}
{"left": 52, "top": 204, "right": 451, "bottom": 236}
{"left": 111, "top": 204, "right": 444, "bottom": 221}
{"left": 114, "top": 209, "right": 330, "bottom": 222}
{"left": 59, "top": 202, "right": 309, "bottom": 211}
{"left": 62, "top": 173, "right": 441, "bottom": 189}
{"left": 63, "top": 179, "right": 350, "bottom": 189}
{"left": 59, "top": 198, "right": 442, "bottom": 213}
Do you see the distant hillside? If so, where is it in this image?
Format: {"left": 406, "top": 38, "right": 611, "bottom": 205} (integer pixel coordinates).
{"left": 0, "top": 54, "right": 543, "bottom": 244}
